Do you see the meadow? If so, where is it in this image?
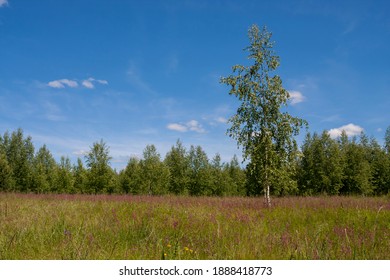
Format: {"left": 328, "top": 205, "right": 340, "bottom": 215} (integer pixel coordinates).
{"left": 0, "top": 193, "right": 389, "bottom": 260}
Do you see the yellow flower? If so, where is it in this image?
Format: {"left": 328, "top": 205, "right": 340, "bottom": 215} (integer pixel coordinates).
{"left": 184, "top": 247, "right": 189, "bottom": 251}
{"left": 167, "top": 244, "right": 171, "bottom": 248}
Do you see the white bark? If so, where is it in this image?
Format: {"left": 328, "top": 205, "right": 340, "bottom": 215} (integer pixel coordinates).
{"left": 266, "top": 185, "right": 271, "bottom": 207}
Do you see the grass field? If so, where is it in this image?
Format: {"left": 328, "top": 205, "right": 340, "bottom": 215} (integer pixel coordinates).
{"left": 0, "top": 193, "right": 389, "bottom": 260}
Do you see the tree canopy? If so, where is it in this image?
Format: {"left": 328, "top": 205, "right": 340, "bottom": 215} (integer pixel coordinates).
{"left": 220, "top": 25, "right": 307, "bottom": 206}
{"left": 0, "top": 127, "right": 389, "bottom": 196}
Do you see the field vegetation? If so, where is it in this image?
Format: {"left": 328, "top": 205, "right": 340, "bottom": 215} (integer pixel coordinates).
{"left": 0, "top": 193, "right": 389, "bottom": 260}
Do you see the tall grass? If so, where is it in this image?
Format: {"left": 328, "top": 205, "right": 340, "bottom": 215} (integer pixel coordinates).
{"left": 0, "top": 193, "right": 389, "bottom": 259}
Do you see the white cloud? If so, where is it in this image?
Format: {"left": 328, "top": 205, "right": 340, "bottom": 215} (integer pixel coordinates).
{"left": 187, "top": 120, "right": 205, "bottom": 133}
{"left": 48, "top": 77, "right": 108, "bottom": 89}
{"left": 127, "top": 63, "right": 156, "bottom": 95}
{"left": 72, "top": 150, "right": 88, "bottom": 157}
{"left": 82, "top": 79, "right": 94, "bottom": 89}
{"left": 328, "top": 123, "right": 364, "bottom": 138}
{"left": 47, "top": 81, "right": 65, "bottom": 88}
{"left": 111, "top": 155, "right": 131, "bottom": 164}
{"left": 82, "top": 77, "right": 108, "bottom": 89}
{"left": 167, "top": 123, "right": 188, "bottom": 132}
{"left": 42, "top": 101, "right": 65, "bottom": 121}
{"left": 167, "top": 120, "right": 206, "bottom": 133}
{"left": 96, "top": 79, "right": 108, "bottom": 85}
{"left": 48, "top": 79, "right": 78, "bottom": 88}
{"left": 288, "top": 90, "right": 305, "bottom": 105}
{"left": 216, "top": 117, "right": 228, "bottom": 123}
{"left": 0, "top": 0, "right": 8, "bottom": 8}
{"left": 58, "top": 79, "right": 78, "bottom": 88}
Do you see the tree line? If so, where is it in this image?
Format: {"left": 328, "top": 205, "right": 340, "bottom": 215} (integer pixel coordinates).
{"left": 0, "top": 128, "right": 246, "bottom": 196}
{"left": 298, "top": 130, "right": 390, "bottom": 196}
{"left": 0, "top": 127, "right": 389, "bottom": 196}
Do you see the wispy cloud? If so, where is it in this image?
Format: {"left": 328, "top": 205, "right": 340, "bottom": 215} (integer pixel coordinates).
{"left": 82, "top": 78, "right": 108, "bottom": 89}
{"left": 167, "top": 120, "right": 205, "bottom": 133}
{"left": 167, "top": 123, "right": 188, "bottom": 132}
{"left": 31, "top": 133, "right": 91, "bottom": 157}
{"left": 48, "top": 79, "right": 78, "bottom": 88}
{"left": 288, "top": 90, "right": 305, "bottom": 105}
{"left": 42, "top": 101, "right": 66, "bottom": 121}
{"left": 127, "top": 63, "right": 156, "bottom": 95}
{"left": 321, "top": 114, "right": 342, "bottom": 123}
{"left": 216, "top": 117, "right": 228, "bottom": 123}
{"left": 0, "top": 0, "right": 8, "bottom": 8}
{"left": 166, "top": 54, "right": 179, "bottom": 75}
{"left": 207, "top": 116, "right": 229, "bottom": 127}
{"left": 328, "top": 123, "right": 364, "bottom": 138}
{"left": 290, "top": 1, "right": 364, "bottom": 36}
{"left": 81, "top": 80, "right": 94, "bottom": 89}
{"left": 72, "top": 149, "right": 88, "bottom": 157}
{"left": 48, "top": 77, "right": 108, "bottom": 89}
{"left": 202, "top": 104, "right": 232, "bottom": 126}
{"left": 111, "top": 155, "right": 131, "bottom": 164}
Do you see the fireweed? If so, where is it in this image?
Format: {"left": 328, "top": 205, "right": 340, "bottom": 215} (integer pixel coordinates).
{"left": 0, "top": 193, "right": 389, "bottom": 259}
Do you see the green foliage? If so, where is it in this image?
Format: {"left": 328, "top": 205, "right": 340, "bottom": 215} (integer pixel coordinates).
{"left": 209, "top": 153, "right": 228, "bottom": 196}
{"left": 188, "top": 145, "right": 212, "bottom": 196}
{"left": 221, "top": 25, "right": 307, "bottom": 204}
{"left": 2, "top": 129, "right": 35, "bottom": 192}
{"left": 73, "top": 158, "right": 87, "bottom": 193}
{"left": 385, "top": 126, "right": 390, "bottom": 154}
{"left": 1, "top": 127, "right": 389, "bottom": 197}
{"left": 340, "top": 136, "right": 373, "bottom": 195}
{"left": 85, "top": 139, "right": 117, "bottom": 194}
{"left": 32, "top": 145, "right": 57, "bottom": 193}
{"left": 139, "top": 145, "right": 170, "bottom": 195}
{"left": 0, "top": 151, "right": 14, "bottom": 191}
{"left": 164, "top": 139, "right": 190, "bottom": 195}
{"left": 56, "top": 156, "right": 75, "bottom": 193}
{"left": 366, "top": 138, "right": 389, "bottom": 195}
{"left": 297, "top": 130, "right": 390, "bottom": 196}
{"left": 299, "top": 132, "right": 343, "bottom": 195}
{"left": 119, "top": 157, "right": 142, "bottom": 194}
{"left": 223, "top": 155, "right": 246, "bottom": 196}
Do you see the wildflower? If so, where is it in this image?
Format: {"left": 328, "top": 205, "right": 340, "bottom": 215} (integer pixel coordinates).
{"left": 167, "top": 244, "right": 171, "bottom": 248}
{"left": 184, "top": 247, "right": 189, "bottom": 251}
{"left": 63, "top": 229, "right": 72, "bottom": 241}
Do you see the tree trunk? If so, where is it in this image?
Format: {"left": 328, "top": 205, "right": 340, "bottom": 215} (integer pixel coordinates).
{"left": 266, "top": 184, "right": 271, "bottom": 207}
{"left": 264, "top": 149, "right": 271, "bottom": 207}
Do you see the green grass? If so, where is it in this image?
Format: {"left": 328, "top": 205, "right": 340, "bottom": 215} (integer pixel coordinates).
{"left": 0, "top": 193, "right": 389, "bottom": 259}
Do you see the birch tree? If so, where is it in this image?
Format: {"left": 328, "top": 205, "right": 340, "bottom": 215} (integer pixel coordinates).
{"left": 140, "top": 145, "right": 170, "bottom": 195}
{"left": 385, "top": 126, "right": 390, "bottom": 154}
{"left": 85, "top": 139, "right": 116, "bottom": 194}
{"left": 220, "top": 25, "right": 307, "bottom": 206}
{"left": 164, "top": 139, "right": 190, "bottom": 195}
{"left": 33, "top": 145, "right": 57, "bottom": 193}
{"left": 0, "top": 151, "right": 13, "bottom": 191}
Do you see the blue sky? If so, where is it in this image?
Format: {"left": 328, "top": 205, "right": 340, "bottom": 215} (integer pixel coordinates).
{"left": 1, "top": 0, "right": 389, "bottom": 169}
